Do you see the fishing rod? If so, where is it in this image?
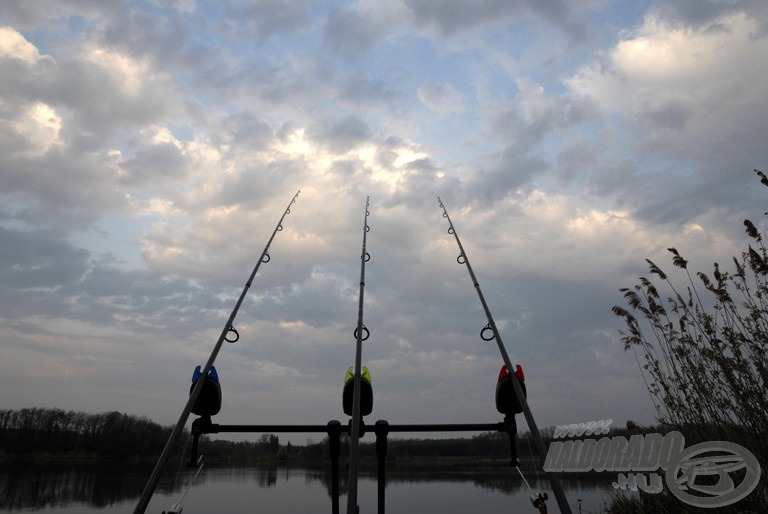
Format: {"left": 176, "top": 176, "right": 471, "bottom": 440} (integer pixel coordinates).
{"left": 437, "top": 197, "right": 573, "bottom": 514}
{"left": 346, "top": 197, "right": 371, "bottom": 514}
{"left": 134, "top": 190, "right": 301, "bottom": 514}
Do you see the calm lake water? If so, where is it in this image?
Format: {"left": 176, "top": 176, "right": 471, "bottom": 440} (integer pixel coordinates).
{"left": 0, "top": 461, "right": 629, "bottom": 513}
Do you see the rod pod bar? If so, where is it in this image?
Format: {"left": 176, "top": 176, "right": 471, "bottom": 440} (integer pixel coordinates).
{"left": 346, "top": 196, "right": 371, "bottom": 514}
{"left": 134, "top": 190, "right": 301, "bottom": 514}
{"left": 436, "top": 197, "right": 572, "bottom": 514}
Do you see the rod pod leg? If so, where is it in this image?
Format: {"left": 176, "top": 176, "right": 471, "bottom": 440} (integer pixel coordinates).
{"left": 189, "top": 416, "right": 212, "bottom": 467}
{"left": 327, "top": 420, "right": 342, "bottom": 514}
{"left": 374, "top": 420, "right": 389, "bottom": 514}
{"left": 504, "top": 414, "right": 519, "bottom": 467}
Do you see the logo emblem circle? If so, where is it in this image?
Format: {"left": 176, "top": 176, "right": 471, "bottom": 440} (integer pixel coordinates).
{"left": 666, "top": 441, "right": 761, "bottom": 508}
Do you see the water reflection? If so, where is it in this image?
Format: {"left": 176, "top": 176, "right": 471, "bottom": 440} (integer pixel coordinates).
{"left": 0, "top": 461, "right": 154, "bottom": 510}
{"left": 0, "top": 462, "right": 614, "bottom": 512}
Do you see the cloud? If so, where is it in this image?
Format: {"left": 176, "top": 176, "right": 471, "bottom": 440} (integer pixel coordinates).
{"left": 225, "top": 0, "right": 313, "bottom": 42}
{"left": 0, "top": 1, "right": 121, "bottom": 28}
{"left": 119, "top": 132, "right": 189, "bottom": 187}
{"left": 465, "top": 77, "right": 599, "bottom": 202}
{"left": 0, "top": 26, "right": 191, "bottom": 228}
{"left": 569, "top": 10, "right": 768, "bottom": 154}
{"left": 405, "top": 0, "right": 590, "bottom": 40}
{"left": 568, "top": 6, "right": 768, "bottom": 223}
{"left": 323, "top": 1, "right": 407, "bottom": 56}
{"left": 417, "top": 80, "right": 464, "bottom": 113}
{"left": 0, "top": 227, "right": 89, "bottom": 289}
{"left": 0, "top": 25, "right": 44, "bottom": 62}
{"left": 649, "top": 0, "right": 768, "bottom": 31}
{"left": 309, "top": 114, "right": 373, "bottom": 153}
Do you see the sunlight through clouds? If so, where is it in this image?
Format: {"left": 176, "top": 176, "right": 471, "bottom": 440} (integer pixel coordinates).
{"left": 13, "top": 102, "right": 62, "bottom": 156}
{"left": 0, "top": 26, "right": 43, "bottom": 62}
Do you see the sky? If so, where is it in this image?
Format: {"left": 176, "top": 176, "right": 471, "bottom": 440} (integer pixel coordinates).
{"left": 1, "top": 0, "right": 767, "bottom": 442}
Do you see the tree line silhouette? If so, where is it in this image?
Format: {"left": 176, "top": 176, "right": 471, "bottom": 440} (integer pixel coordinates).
{"left": 0, "top": 407, "right": 555, "bottom": 464}
{"left": 0, "top": 408, "right": 178, "bottom": 459}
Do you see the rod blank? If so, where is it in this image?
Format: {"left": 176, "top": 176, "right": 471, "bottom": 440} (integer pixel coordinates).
{"left": 346, "top": 197, "right": 371, "bottom": 514}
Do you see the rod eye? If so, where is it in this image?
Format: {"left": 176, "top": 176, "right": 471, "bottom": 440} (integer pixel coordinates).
{"left": 354, "top": 325, "right": 370, "bottom": 342}
{"left": 443, "top": 212, "right": 448, "bottom": 218}
{"left": 457, "top": 253, "right": 466, "bottom": 264}
{"left": 363, "top": 252, "right": 371, "bottom": 262}
{"left": 448, "top": 227, "right": 454, "bottom": 235}
{"left": 481, "top": 324, "right": 495, "bottom": 341}
{"left": 262, "top": 253, "right": 271, "bottom": 263}
{"left": 226, "top": 326, "right": 240, "bottom": 343}
{"left": 366, "top": 225, "right": 370, "bottom": 232}
{"left": 277, "top": 225, "right": 283, "bottom": 232}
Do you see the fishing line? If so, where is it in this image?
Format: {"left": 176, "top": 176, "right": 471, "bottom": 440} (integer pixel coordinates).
{"left": 172, "top": 432, "right": 192, "bottom": 490}
{"left": 516, "top": 465, "right": 535, "bottom": 495}
{"left": 178, "top": 456, "right": 205, "bottom": 505}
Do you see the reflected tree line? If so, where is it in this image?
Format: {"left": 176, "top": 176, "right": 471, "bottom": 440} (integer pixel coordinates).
{"left": 0, "top": 408, "right": 609, "bottom": 509}
{"left": 302, "top": 431, "right": 542, "bottom": 465}
{"left": 0, "top": 460, "right": 604, "bottom": 510}
{"left": 0, "top": 461, "right": 162, "bottom": 510}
